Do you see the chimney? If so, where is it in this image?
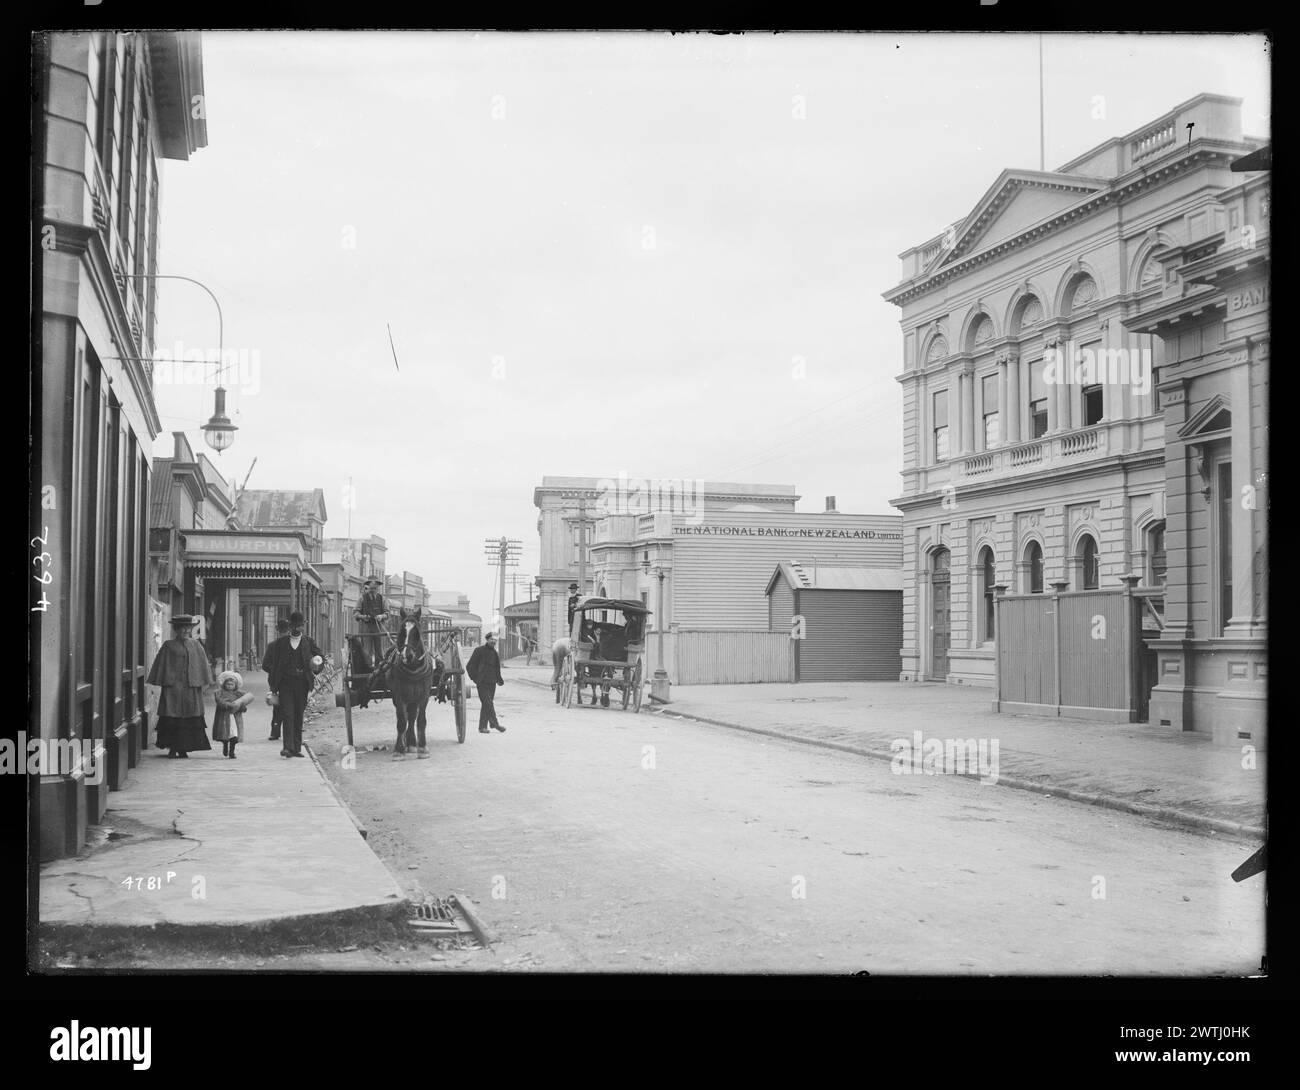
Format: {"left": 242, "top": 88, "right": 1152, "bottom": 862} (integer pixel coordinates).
{"left": 825, "top": 496, "right": 837, "bottom": 513}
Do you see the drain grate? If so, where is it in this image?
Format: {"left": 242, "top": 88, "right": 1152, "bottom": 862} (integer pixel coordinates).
{"left": 407, "top": 892, "right": 487, "bottom": 947}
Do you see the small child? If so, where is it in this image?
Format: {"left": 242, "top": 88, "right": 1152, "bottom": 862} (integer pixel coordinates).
{"left": 213, "top": 671, "right": 255, "bottom": 759}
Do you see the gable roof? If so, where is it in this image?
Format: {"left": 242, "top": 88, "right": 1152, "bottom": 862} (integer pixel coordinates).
{"left": 149, "top": 458, "right": 175, "bottom": 527}
{"left": 765, "top": 562, "right": 903, "bottom": 595}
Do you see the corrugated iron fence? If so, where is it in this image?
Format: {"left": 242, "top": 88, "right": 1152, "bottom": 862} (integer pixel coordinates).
{"left": 671, "top": 629, "right": 794, "bottom": 684}
{"left": 994, "top": 581, "right": 1145, "bottom": 722}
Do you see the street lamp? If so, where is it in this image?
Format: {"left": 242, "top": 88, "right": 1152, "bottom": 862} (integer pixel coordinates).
{"left": 642, "top": 556, "right": 671, "bottom": 704}
{"left": 202, "top": 386, "right": 237, "bottom": 452}
{"left": 123, "top": 273, "right": 238, "bottom": 454}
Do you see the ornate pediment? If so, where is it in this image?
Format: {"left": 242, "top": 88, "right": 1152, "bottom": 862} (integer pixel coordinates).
{"left": 937, "top": 171, "right": 1108, "bottom": 269}
{"left": 1177, "top": 394, "right": 1232, "bottom": 439}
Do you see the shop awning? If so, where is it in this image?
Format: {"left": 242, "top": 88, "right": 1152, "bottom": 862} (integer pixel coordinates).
{"left": 184, "top": 560, "right": 296, "bottom": 579}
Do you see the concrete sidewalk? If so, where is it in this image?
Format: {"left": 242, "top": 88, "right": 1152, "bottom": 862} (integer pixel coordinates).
{"left": 502, "top": 657, "right": 1265, "bottom": 839}
{"left": 40, "top": 672, "right": 407, "bottom": 938}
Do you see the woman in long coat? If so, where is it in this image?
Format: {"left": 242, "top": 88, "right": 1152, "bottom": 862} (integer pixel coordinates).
{"left": 148, "top": 615, "right": 215, "bottom": 757}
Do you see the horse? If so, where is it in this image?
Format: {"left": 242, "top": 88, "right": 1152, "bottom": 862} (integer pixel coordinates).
{"left": 550, "top": 637, "right": 571, "bottom": 704}
{"left": 389, "top": 607, "right": 435, "bottom": 760}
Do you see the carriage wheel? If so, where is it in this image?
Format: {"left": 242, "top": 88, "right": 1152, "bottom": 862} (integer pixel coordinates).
{"left": 341, "top": 671, "right": 354, "bottom": 746}
{"left": 621, "top": 665, "right": 632, "bottom": 710}
{"left": 631, "top": 659, "right": 643, "bottom": 713}
{"left": 451, "top": 673, "right": 466, "bottom": 743}
{"left": 562, "top": 658, "right": 577, "bottom": 709}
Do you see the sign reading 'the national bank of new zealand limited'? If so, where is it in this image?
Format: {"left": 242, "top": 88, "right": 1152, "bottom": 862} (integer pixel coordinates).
{"left": 674, "top": 525, "right": 903, "bottom": 540}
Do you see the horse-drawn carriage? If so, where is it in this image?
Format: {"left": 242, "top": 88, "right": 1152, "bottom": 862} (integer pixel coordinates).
{"left": 556, "top": 598, "right": 649, "bottom": 712}
{"left": 335, "top": 606, "right": 469, "bottom": 756}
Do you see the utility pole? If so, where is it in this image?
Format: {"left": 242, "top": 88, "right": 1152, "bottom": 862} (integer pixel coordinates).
{"left": 577, "top": 493, "right": 587, "bottom": 595}
{"left": 484, "top": 536, "right": 521, "bottom": 644}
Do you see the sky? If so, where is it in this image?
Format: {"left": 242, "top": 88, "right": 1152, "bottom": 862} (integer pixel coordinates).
{"left": 149, "top": 31, "right": 1270, "bottom": 623}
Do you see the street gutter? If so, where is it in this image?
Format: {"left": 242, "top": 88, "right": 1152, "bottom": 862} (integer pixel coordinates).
{"left": 512, "top": 672, "right": 1263, "bottom": 842}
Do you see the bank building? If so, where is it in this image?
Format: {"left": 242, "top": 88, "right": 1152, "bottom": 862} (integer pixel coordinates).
{"left": 884, "top": 93, "right": 1267, "bottom": 744}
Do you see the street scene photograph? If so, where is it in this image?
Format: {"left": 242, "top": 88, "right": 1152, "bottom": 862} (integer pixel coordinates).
{"left": 30, "top": 29, "right": 1269, "bottom": 983}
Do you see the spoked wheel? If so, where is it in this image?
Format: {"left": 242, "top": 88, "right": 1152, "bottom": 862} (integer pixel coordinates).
{"left": 561, "top": 657, "right": 576, "bottom": 708}
{"left": 341, "top": 670, "right": 354, "bottom": 745}
{"left": 631, "top": 659, "right": 643, "bottom": 713}
{"left": 451, "top": 672, "right": 466, "bottom": 743}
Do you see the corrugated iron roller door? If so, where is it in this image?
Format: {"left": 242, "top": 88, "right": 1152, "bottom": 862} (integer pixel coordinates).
{"left": 798, "top": 589, "right": 903, "bottom": 681}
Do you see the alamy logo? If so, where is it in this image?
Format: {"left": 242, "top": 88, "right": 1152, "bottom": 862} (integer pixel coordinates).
{"left": 1043, "top": 339, "right": 1151, "bottom": 396}
{"left": 890, "top": 730, "right": 1000, "bottom": 785}
{"left": 151, "top": 341, "right": 261, "bottom": 395}
{"left": 1, "top": 732, "right": 102, "bottom": 786}
{"left": 49, "top": 1022, "right": 151, "bottom": 1070}
{"left": 595, "top": 472, "right": 706, "bottom": 524}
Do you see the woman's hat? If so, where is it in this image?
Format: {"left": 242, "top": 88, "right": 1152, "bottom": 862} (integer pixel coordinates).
{"left": 216, "top": 669, "right": 243, "bottom": 689}
{"left": 170, "top": 614, "right": 197, "bottom": 627}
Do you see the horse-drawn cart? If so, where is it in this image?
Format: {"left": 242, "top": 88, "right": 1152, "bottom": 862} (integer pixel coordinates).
{"left": 557, "top": 597, "right": 649, "bottom": 712}
{"left": 335, "top": 608, "right": 468, "bottom": 752}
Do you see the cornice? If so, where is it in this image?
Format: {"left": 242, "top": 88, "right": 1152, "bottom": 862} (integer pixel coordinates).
{"left": 890, "top": 448, "right": 1165, "bottom": 510}
{"left": 52, "top": 219, "right": 161, "bottom": 438}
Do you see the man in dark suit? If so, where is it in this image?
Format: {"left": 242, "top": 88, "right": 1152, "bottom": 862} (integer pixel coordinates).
{"left": 466, "top": 633, "right": 505, "bottom": 734}
{"left": 263, "top": 611, "right": 327, "bottom": 757}
{"left": 566, "top": 583, "right": 581, "bottom": 633}
{"left": 262, "top": 618, "right": 290, "bottom": 740}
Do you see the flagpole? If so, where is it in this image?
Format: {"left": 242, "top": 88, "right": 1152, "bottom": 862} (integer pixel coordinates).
{"left": 1039, "top": 34, "right": 1045, "bottom": 171}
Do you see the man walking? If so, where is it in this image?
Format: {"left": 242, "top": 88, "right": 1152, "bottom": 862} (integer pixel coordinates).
{"left": 467, "top": 632, "right": 506, "bottom": 734}
{"left": 263, "top": 611, "right": 327, "bottom": 757}
{"left": 262, "top": 617, "right": 290, "bottom": 740}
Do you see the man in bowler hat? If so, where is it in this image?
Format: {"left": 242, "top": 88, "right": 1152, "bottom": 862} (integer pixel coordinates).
{"left": 263, "top": 611, "right": 327, "bottom": 757}
{"left": 467, "top": 633, "right": 506, "bottom": 734}
{"left": 262, "top": 617, "right": 291, "bottom": 740}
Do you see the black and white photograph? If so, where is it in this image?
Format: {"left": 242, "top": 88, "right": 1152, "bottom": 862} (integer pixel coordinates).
{"left": 28, "top": 23, "right": 1270, "bottom": 1010}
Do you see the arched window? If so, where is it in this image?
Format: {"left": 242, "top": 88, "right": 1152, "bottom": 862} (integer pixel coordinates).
{"left": 925, "top": 335, "right": 950, "bottom": 363}
{"left": 1147, "top": 522, "right": 1167, "bottom": 586}
{"left": 1068, "top": 276, "right": 1098, "bottom": 313}
{"left": 979, "top": 547, "right": 996, "bottom": 641}
{"left": 1024, "top": 541, "right": 1044, "bottom": 594}
{"left": 1078, "top": 534, "right": 1099, "bottom": 590}
{"left": 1013, "top": 295, "right": 1043, "bottom": 334}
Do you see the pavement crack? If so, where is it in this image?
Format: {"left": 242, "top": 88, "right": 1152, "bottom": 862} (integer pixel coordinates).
{"left": 67, "top": 881, "right": 97, "bottom": 920}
